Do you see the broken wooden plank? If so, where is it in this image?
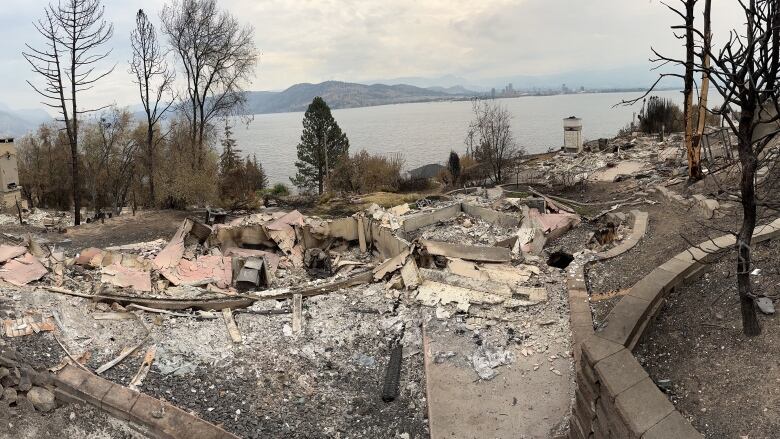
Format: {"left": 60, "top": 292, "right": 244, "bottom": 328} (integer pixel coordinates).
{"left": 129, "top": 345, "right": 157, "bottom": 391}
{"left": 419, "top": 268, "right": 516, "bottom": 298}
{"left": 222, "top": 308, "right": 242, "bottom": 343}
{"left": 292, "top": 293, "right": 303, "bottom": 334}
{"left": 91, "top": 312, "right": 136, "bottom": 321}
{"left": 95, "top": 342, "right": 145, "bottom": 374}
{"left": 357, "top": 215, "right": 367, "bottom": 253}
{"left": 420, "top": 240, "right": 511, "bottom": 263}
{"left": 92, "top": 295, "right": 257, "bottom": 311}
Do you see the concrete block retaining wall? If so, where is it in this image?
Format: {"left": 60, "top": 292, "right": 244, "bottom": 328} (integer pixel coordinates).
{"left": 568, "top": 214, "right": 780, "bottom": 438}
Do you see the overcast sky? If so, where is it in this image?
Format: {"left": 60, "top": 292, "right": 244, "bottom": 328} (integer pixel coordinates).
{"left": 0, "top": 0, "right": 744, "bottom": 111}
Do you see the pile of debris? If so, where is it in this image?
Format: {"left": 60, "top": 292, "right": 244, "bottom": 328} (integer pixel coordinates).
{"left": 0, "top": 209, "right": 72, "bottom": 230}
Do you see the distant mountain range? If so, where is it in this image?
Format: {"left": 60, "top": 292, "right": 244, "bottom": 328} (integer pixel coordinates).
{"left": 244, "top": 80, "right": 480, "bottom": 114}
{"left": 369, "top": 65, "right": 680, "bottom": 92}
{"left": 0, "top": 103, "right": 52, "bottom": 138}
{"left": 0, "top": 65, "right": 681, "bottom": 132}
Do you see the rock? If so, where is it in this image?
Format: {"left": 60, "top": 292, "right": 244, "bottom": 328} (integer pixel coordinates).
{"left": 352, "top": 354, "right": 375, "bottom": 368}
{"left": 15, "top": 395, "right": 35, "bottom": 413}
{"left": 25, "top": 367, "right": 53, "bottom": 387}
{"left": 693, "top": 196, "right": 720, "bottom": 219}
{"left": 17, "top": 369, "right": 31, "bottom": 392}
{"left": 27, "top": 387, "right": 56, "bottom": 412}
{"left": 0, "top": 355, "right": 17, "bottom": 369}
{"left": 2, "top": 388, "right": 17, "bottom": 404}
{"left": 756, "top": 297, "right": 775, "bottom": 315}
{"left": 0, "top": 368, "right": 9, "bottom": 380}
{"left": 0, "top": 368, "right": 19, "bottom": 388}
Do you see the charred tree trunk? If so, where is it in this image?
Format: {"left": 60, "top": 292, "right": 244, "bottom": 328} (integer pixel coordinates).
{"left": 737, "top": 112, "right": 761, "bottom": 336}
{"left": 691, "top": 0, "right": 712, "bottom": 173}
{"left": 683, "top": 0, "right": 703, "bottom": 183}
{"left": 147, "top": 124, "right": 155, "bottom": 206}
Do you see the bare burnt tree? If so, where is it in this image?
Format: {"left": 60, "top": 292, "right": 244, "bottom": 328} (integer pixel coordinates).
{"left": 160, "top": 0, "right": 257, "bottom": 167}
{"left": 682, "top": 1, "right": 780, "bottom": 335}
{"left": 130, "top": 9, "right": 174, "bottom": 206}
{"left": 619, "top": 0, "right": 704, "bottom": 182}
{"left": 22, "top": 0, "right": 114, "bottom": 226}
{"left": 691, "top": 0, "right": 712, "bottom": 162}
{"left": 465, "top": 98, "right": 522, "bottom": 184}
{"left": 680, "top": 0, "right": 701, "bottom": 181}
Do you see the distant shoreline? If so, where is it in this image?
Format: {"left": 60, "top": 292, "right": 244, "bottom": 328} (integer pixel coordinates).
{"left": 243, "top": 87, "right": 682, "bottom": 117}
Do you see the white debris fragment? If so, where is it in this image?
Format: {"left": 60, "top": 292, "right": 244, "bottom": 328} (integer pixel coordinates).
{"left": 471, "top": 345, "right": 515, "bottom": 380}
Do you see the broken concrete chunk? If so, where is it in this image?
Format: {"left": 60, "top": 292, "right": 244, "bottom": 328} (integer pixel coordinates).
{"left": 471, "top": 345, "right": 514, "bottom": 380}
{"left": 415, "top": 280, "right": 505, "bottom": 313}
{"left": 419, "top": 268, "right": 513, "bottom": 298}
{"left": 420, "top": 240, "right": 511, "bottom": 263}
{"left": 400, "top": 258, "right": 422, "bottom": 289}
{"left": 373, "top": 249, "right": 410, "bottom": 280}
{"left": 388, "top": 203, "right": 411, "bottom": 217}
{"left": 756, "top": 297, "right": 775, "bottom": 315}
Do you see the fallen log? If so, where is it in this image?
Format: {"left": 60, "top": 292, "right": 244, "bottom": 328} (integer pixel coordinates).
{"left": 254, "top": 270, "right": 374, "bottom": 301}
{"left": 91, "top": 295, "right": 258, "bottom": 311}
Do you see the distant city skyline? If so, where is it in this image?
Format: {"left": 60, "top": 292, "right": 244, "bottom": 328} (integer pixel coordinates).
{"left": 0, "top": 0, "right": 743, "bottom": 112}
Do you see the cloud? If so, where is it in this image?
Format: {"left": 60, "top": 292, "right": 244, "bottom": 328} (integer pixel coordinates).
{"left": 0, "top": 0, "right": 745, "bottom": 111}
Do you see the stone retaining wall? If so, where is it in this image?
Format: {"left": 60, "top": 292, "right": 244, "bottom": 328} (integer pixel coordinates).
{"left": 568, "top": 215, "right": 780, "bottom": 439}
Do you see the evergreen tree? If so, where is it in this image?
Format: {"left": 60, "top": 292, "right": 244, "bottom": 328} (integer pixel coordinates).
{"left": 291, "top": 97, "right": 350, "bottom": 194}
{"left": 219, "top": 120, "right": 242, "bottom": 176}
{"left": 246, "top": 154, "right": 268, "bottom": 191}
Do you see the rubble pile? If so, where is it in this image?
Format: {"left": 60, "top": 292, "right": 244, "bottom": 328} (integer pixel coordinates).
{"left": 517, "top": 132, "right": 737, "bottom": 191}
{"left": 0, "top": 210, "right": 72, "bottom": 230}
{"left": 0, "top": 185, "right": 602, "bottom": 435}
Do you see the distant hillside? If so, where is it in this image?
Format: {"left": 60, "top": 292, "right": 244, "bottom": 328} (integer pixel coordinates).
{"left": 425, "top": 85, "right": 480, "bottom": 95}
{"left": 0, "top": 103, "right": 51, "bottom": 138}
{"left": 244, "top": 81, "right": 470, "bottom": 115}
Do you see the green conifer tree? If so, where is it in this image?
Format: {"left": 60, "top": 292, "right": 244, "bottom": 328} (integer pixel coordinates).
{"left": 291, "top": 97, "right": 349, "bottom": 194}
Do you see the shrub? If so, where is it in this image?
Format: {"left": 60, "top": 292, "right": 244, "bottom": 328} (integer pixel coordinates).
{"left": 269, "top": 183, "right": 290, "bottom": 197}
{"left": 398, "top": 176, "right": 435, "bottom": 192}
{"left": 331, "top": 150, "right": 404, "bottom": 194}
{"left": 638, "top": 96, "right": 684, "bottom": 134}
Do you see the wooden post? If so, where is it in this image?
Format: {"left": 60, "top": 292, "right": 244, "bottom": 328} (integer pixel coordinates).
{"left": 292, "top": 293, "right": 303, "bottom": 334}
{"left": 15, "top": 196, "right": 22, "bottom": 225}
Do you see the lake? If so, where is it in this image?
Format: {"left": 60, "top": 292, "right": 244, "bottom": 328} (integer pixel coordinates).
{"left": 232, "top": 90, "right": 699, "bottom": 186}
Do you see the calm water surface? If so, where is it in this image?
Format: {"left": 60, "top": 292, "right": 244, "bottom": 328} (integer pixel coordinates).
{"left": 232, "top": 90, "right": 705, "bottom": 186}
